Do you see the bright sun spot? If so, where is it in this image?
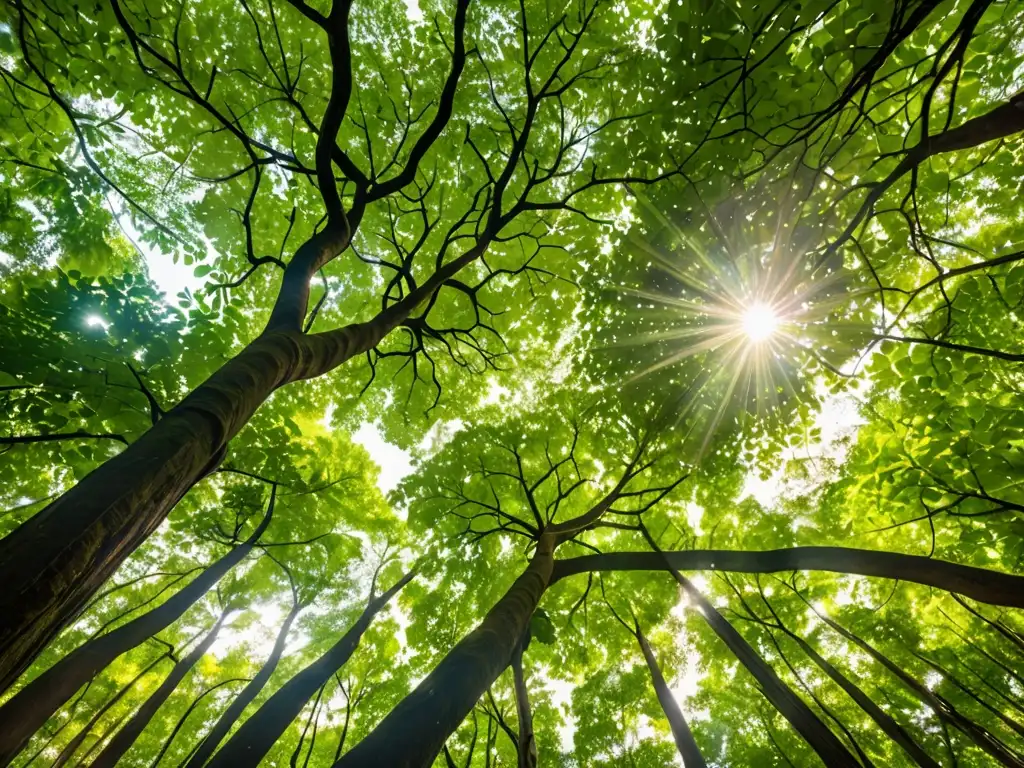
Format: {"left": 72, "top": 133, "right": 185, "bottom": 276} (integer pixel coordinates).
{"left": 85, "top": 315, "right": 109, "bottom": 329}
{"left": 741, "top": 302, "right": 778, "bottom": 342}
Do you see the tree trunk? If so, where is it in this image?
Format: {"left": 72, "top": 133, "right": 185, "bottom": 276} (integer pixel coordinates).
{"left": 74, "top": 710, "right": 132, "bottom": 768}
{"left": 632, "top": 525, "right": 858, "bottom": 767}
{"left": 0, "top": 500, "right": 272, "bottom": 766}
{"left": 950, "top": 595, "right": 1024, "bottom": 659}
{"left": 88, "top": 608, "right": 230, "bottom": 768}
{"left": 0, "top": 233, "right": 482, "bottom": 690}
{"left": 549, "top": 548, "right": 1024, "bottom": 608}
{"left": 183, "top": 599, "right": 301, "bottom": 768}
{"left": 671, "top": 571, "right": 859, "bottom": 766}
{"left": 912, "top": 652, "right": 1024, "bottom": 742}
{"left": 635, "top": 624, "right": 706, "bottom": 768}
{"left": 335, "top": 536, "right": 556, "bottom": 768}
{"left": 510, "top": 642, "right": 536, "bottom": 768}
{"left": 14, "top": 678, "right": 95, "bottom": 768}
{"left": 818, "top": 612, "right": 1024, "bottom": 768}
{"left": 778, "top": 627, "right": 939, "bottom": 768}
{"left": 205, "top": 569, "right": 417, "bottom": 768}
{"left": 148, "top": 677, "right": 247, "bottom": 768}
{"left": 290, "top": 682, "right": 327, "bottom": 768}
{"left": 48, "top": 651, "right": 170, "bottom": 768}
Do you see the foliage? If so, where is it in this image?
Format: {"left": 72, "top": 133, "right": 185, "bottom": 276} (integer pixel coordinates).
{"left": 2, "top": 0, "right": 1024, "bottom": 765}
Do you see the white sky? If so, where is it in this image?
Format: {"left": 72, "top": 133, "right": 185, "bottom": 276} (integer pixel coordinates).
{"left": 352, "top": 422, "right": 414, "bottom": 494}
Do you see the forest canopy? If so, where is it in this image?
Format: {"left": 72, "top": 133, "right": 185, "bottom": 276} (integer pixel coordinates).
{"left": 1, "top": 0, "right": 1023, "bottom": 765}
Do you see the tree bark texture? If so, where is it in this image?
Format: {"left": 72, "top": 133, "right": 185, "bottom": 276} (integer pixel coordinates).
{"left": 0, "top": 235, "right": 483, "bottom": 691}
{"left": 88, "top": 609, "right": 230, "bottom": 768}
{"left": 205, "top": 569, "right": 416, "bottom": 768}
{"left": 0, "top": 501, "right": 271, "bottom": 765}
{"left": 550, "top": 547, "right": 1024, "bottom": 608}
{"left": 335, "top": 536, "right": 556, "bottom": 768}
{"left": 635, "top": 625, "right": 707, "bottom": 768}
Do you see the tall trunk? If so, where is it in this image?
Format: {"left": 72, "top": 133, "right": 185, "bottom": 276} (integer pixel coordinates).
{"left": 183, "top": 599, "right": 301, "bottom": 768}
{"left": 958, "top": 658, "right": 1024, "bottom": 720}
{"left": 148, "top": 677, "right": 248, "bottom": 768}
{"left": 510, "top": 643, "right": 536, "bottom": 768}
{"left": 0, "top": 332, "right": 290, "bottom": 692}
{"left": 766, "top": 629, "right": 876, "bottom": 767}
{"left": 549, "top": 548, "right": 1024, "bottom": 608}
{"left": 290, "top": 682, "right": 327, "bottom": 768}
{"left": 818, "top": 613, "right": 1024, "bottom": 768}
{"left": 635, "top": 625, "right": 706, "bottom": 768}
{"left": 336, "top": 537, "right": 556, "bottom": 768}
{"left": 635, "top": 527, "right": 858, "bottom": 767}
{"left": 0, "top": 500, "right": 272, "bottom": 766}
{"left": 205, "top": 569, "right": 417, "bottom": 768}
{"left": 49, "top": 652, "right": 170, "bottom": 768}
{"left": 778, "top": 628, "right": 939, "bottom": 768}
{"left": 911, "top": 652, "right": 1024, "bottom": 741}
{"left": 74, "top": 710, "right": 132, "bottom": 768}
{"left": 950, "top": 595, "right": 1024, "bottom": 659}
{"left": 88, "top": 609, "right": 230, "bottom": 768}
{"left": 15, "top": 679, "right": 95, "bottom": 768}
{"left": 672, "top": 572, "right": 859, "bottom": 766}
{"left": 0, "top": 233, "right": 483, "bottom": 689}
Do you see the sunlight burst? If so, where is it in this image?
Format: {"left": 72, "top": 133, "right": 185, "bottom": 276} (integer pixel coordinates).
{"left": 742, "top": 302, "right": 779, "bottom": 342}
{"left": 602, "top": 193, "right": 862, "bottom": 451}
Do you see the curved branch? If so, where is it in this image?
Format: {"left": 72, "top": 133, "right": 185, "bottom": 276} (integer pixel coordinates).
{"left": 550, "top": 547, "right": 1024, "bottom": 608}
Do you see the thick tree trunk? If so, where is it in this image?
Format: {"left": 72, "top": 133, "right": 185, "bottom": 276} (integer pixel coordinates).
{"left": 635, "top": 625, "right": 706, "bottom": 768}
{"left": 549, "top": 547, "right": 1024, "bottom": 608}
{"left": 48, "top": 651, "right": 170, "bottom": 768}
{"left": 336, "top": 536, "right": 556, "bottom": 768}
{"left": 0, "top": 234, "right": 483, "bottom": 690}
{"left": 0, "top": 500, "right": 271, "bottom": 766}
{"left": 15, "top": 679, "right": 95, "bottom": 768}
{"left": 510, "top": 642, "right": 537, "bottom": 768}
{"left": 183, "top": 599, "right": 301, "bottom": 768}
{"left": 0, "top": 332, "right": 288, "bottom": 692}
{"left": 205, "top": 569, "right": 417, "bottom": 768}
{"left": 88, "top": 608, "right": 230, "bottom": 768}
{"left": 819, "top": 613, "right": 1024, "bottom": 768}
